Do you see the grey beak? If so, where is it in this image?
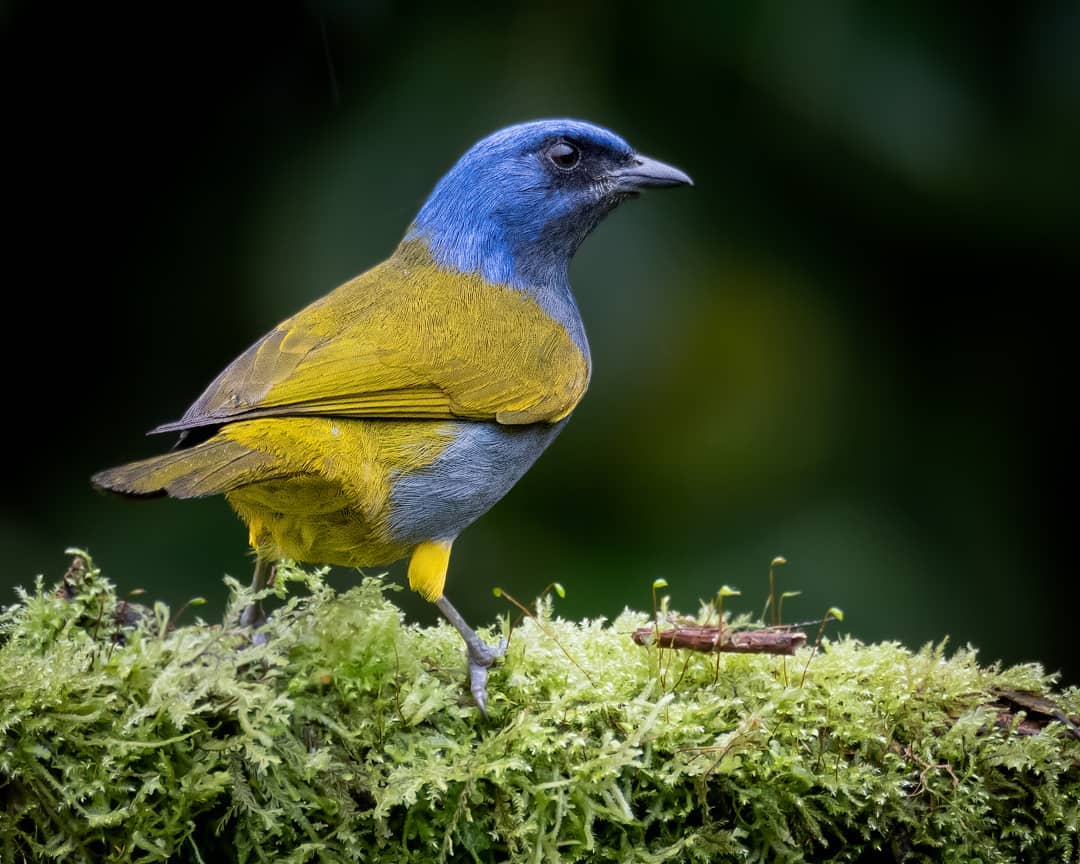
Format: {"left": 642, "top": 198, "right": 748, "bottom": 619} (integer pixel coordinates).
{"left": 613, "top": 154, "right": 694, "bottom": 192}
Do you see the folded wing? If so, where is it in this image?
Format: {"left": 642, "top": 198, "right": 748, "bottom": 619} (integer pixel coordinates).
{"left": 154, "top": 243, "right": 590, "bottom": 434}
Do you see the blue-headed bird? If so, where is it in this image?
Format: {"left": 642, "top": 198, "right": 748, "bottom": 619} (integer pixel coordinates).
{"left": 92, "top": 119, "right": 692, "bottom": 711}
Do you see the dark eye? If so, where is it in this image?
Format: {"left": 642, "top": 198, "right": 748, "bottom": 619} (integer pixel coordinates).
{"left": 547, "top": 141, "right": 580, "bottom": 170}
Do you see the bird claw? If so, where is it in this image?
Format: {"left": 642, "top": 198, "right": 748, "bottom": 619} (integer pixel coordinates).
{"left": 239, "top": 602, "right": 266, "bottom": 630}
{"left": 434, "top": 594, "right": 507, "bottom": 714}
{"left": 466, "top": 637, "right": 507, "bottom": 715}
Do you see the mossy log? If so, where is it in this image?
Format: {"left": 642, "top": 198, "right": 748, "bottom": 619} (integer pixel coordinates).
{"left": 1, "top": 552, "right": 1077, "bottom": 863}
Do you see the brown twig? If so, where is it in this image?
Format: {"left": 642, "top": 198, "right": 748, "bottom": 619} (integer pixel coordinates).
{"left": 986, "top": 688, "right": 1080, "bottom": 739}
{"left": 632, "top": 625, "right": 807, "bottom": 655}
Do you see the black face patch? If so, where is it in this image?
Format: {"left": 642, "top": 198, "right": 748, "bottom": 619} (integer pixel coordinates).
{"left": 538, "top": 137, "right": 633, "bottom": 192}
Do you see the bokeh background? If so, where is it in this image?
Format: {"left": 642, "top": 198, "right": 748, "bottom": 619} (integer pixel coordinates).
{"left": 4, "top": 2, "right": 1076, "bottom": 683}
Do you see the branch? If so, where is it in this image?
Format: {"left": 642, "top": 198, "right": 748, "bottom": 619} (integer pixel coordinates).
{"left": 631, "top": 624, "right": 808, "bottom": 654}
{"left": 1, "top": 551, "right": 1077, "bottom": 864}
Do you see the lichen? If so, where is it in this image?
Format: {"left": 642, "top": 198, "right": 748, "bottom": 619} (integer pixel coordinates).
{"left": 1, "top": 551, "right": 1077, "bottom": 863}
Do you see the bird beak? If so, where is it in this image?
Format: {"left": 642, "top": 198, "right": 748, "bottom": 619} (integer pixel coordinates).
{"left": 612, "top": 154, "right": 694, "bottom": 193}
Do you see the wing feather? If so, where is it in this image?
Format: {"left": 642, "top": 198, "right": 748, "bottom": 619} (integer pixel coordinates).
{"left": 153, "top": 243, "right": 589, "bottom": 434}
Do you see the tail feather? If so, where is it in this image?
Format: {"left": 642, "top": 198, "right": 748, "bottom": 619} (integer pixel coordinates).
{"left": 92, "top": 438, "right": 277, "bottom": 500}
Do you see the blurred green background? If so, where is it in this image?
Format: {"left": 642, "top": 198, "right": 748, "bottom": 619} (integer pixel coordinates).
{"left": 3, "top": 2, "right": 1076, "bottom": 682}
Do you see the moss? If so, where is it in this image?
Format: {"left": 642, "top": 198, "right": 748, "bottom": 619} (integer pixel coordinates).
{"left": 1, "top": 551, "right": 1077, "bottom": 863}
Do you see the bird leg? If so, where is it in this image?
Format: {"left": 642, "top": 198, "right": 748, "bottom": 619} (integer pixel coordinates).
{"left": 435, "top": 594, "right": 506, "bottom": 714}
{"left": 239, "top": 556, "right": 274, "bottom": 629}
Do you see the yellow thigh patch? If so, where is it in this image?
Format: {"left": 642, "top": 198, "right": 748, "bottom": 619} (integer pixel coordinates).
{"left": 407, "top": 539, "right": 453, "bottom": 601}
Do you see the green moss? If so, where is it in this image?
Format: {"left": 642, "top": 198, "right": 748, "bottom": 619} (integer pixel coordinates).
{"left": 1, "top": 551, "right": 1077, "bottom": 863}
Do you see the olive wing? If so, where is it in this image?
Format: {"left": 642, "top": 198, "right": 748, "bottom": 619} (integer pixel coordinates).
{"left": 153, "top": 253, "right": 590, "bottom": 434}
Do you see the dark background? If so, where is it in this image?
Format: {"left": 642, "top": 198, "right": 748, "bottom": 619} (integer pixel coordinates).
{"left": 3, "top": 2, "right": 1076, "bottom": 683}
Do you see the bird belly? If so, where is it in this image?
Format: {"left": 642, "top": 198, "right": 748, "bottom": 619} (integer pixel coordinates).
{"left": 221, "top": 416, "right": 565, "bottom": 567}
{"left": 386, "top": 419, "right": 567, "bottom": 547}
{"left": 223, "top": 416, "right": 451, "bottom": 566}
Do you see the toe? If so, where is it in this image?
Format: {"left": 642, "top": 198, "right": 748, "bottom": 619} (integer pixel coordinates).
{"left": 468, "top": 660, "right": 492, "bottom": 715}
{"left": 240, "top": 602, "right": 266, "bottom": 629}
{"left": 468, "top": 637, "right": 507, "bottom": 668}
{"left": 465, "top": 638, "right": 507, "bottom": 713}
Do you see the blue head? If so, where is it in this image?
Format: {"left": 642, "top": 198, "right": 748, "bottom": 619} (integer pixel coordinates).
{"left": 406, "top": 119, "right": 692, "bottom": 291}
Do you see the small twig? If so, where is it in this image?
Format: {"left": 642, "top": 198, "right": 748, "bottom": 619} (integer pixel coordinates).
{"left": 92, "top": 596, "right": 106, "bottom": 641}
{"left": 899, "top": 744, "right": 960, "bottom": 798}
{"left": 987, "top": 688, "right": 1080, "bottom": 739}
{"left": 505, "top": 582, "right": 565, "bottom": 635}
{"left": 761, "top": 556, "right": 787, "bottom": 626}
{"left": 800, "top": 608, "right": 844, "bottom": 687}
{"left": 651, "top": 579, "right": 668, "bottom": 689}
{"left": 677, "top": 717, "right": 763, "bottom": 775}
{"left": 494, "top": 587, "right": 596, "bottom": 686}
{"left": 168, "top": 596, "right": 207, "bottom": 632}
{"left": 632, "top": 625, "right": 807, "bottom": 655}
{"left": 679, "top": 731, "right": 749, "bottom": 776}
{"left": 695, "top": 584, "right": 741, "bottom": 687}
{"left": 391, "top": 641, "right": 405, "bottom": 726}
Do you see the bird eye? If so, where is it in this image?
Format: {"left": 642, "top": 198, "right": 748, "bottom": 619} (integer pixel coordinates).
{"left": 547, "top": 141, "right": 580, "bottom": 170}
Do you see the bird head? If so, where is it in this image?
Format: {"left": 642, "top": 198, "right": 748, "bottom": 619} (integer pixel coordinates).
{"left": 407, "top": 119, "right": 692, "bottom": 288}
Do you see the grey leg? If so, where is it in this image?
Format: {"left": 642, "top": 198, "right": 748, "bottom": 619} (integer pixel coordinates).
{"left": 240, "top": 557, "right": 274, "bottom": 629}
{"left": 435, "top": 594, "right": 507, "bottom": 714}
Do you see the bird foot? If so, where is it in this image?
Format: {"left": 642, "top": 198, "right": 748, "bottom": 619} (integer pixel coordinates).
{"left": 239, "top": 602, "right": 266, "bottom": 630}
{"left": 466, "top": 637, "right": 507, "bottom": 715}
{"left": 435, "top": 594, "right": 507, "bottom": 714}
{"left": 239, "top": 558, "right": 274, "bottom": 638}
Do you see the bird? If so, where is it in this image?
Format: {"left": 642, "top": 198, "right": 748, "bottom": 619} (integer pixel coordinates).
{"left": 92, "top": 118, "right": 692, "bottom": 712}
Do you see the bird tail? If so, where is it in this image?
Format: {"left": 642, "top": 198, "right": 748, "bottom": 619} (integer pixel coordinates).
{"left": 92, "top": 438, "right": 275, "bottom": 500}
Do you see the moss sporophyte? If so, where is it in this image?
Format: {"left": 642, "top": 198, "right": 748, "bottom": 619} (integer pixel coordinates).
{"left": 1, "top": 551, "right": 1077, "bottom": 863}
